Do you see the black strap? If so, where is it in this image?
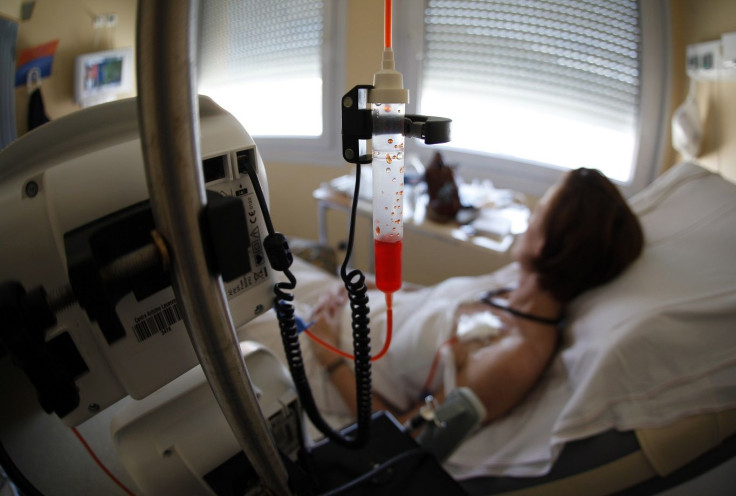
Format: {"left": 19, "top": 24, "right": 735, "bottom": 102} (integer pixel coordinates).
{"left": 479, "top": 288, "right": 564, "bottom": 327}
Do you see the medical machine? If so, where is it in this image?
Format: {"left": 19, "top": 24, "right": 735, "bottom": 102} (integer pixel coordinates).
{"left": 0, "top": 1, "right": 471, "bottom": 493}
{"left": 0, "top": 91, "right": 467, "bottom": 494}
{"left": 0, "top": 96, "right": 278, "bottom": 427}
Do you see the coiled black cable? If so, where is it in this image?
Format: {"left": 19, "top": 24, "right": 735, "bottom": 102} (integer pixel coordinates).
{"left": 243, "top": 158, "right": 372, "bottom": 448}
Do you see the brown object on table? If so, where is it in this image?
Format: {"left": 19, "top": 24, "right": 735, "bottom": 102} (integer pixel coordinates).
{"left": 424, "top": 152, "right": 461, "bottom": 223}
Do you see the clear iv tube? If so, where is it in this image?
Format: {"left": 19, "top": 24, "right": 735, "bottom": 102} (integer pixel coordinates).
{"left": 372, "top": 102, "right": 404, "bottom": 294}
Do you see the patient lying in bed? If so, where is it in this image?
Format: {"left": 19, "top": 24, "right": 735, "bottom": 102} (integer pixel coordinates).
{"left": 304, "top": 167, "right": 644, "bottom": 427}
{"left": 243, "top": 169, "right": 640, "bottom": 427}
{"left": 240, "top": 162, "right": 736, "bottom": 481}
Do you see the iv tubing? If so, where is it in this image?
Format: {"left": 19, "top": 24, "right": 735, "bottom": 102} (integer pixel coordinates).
{"left": 304, "top": 291, "right": 393, "bottom": 362}
{"left": 384, "top": 0, "right": 392, "bottom": 48}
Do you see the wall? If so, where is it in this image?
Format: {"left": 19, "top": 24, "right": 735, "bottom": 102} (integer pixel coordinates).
{"left": 13, "top": 0, "right": 136, "bottom": 135}
{"left": 667, "top": 0, "right": 736, "bottom": 182}
{"left": 0, "top": 0, "right": 22, "bottom": 20}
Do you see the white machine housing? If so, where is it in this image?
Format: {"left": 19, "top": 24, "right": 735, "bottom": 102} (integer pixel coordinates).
{"left": 111, "top": 341, "right": 302, "bottom": 496}
{"left": 0, "top": 96, "right": 279, "bottom": 426}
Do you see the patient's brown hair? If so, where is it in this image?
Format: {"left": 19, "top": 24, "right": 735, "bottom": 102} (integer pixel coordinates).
{"left": 533, "top": 168, "right": 644, "bottom": 303}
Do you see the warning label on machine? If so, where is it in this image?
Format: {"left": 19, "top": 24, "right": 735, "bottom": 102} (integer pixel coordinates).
{"left": 224, "top": 185, "right": 269, "bottom": 300}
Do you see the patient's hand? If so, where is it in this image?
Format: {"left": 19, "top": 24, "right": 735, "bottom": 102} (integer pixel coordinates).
{"left": 309, "top": 283, "right": 348, "bottom": 366}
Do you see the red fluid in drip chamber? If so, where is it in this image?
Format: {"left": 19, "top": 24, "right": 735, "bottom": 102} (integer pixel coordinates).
{"left": 374, "top": 238, "right": 402, "bottom": 293}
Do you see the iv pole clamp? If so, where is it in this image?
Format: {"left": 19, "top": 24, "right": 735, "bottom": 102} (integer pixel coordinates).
{"left": 341, "top": 84, "right": 452, "bottom": 164}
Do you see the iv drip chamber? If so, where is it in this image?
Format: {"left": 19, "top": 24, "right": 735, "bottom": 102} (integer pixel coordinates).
{"left": 372, "top": 101, "right": 405, "bottom": 294}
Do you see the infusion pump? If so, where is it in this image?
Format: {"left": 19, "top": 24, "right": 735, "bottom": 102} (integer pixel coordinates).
{"left": 0, "top": 96, "right": 279, "bottom": 426}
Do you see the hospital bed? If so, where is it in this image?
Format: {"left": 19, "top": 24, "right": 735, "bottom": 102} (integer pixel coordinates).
{"left": 453, "top": 160, "right": 736, "bottom": 494}
{"left": 237, "top": 160, "right": 736, "bottom": 494}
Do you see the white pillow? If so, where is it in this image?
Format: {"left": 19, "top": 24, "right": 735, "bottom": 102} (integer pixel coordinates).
{"left": 554, "top": 162, "right": 736, "bottom": 442}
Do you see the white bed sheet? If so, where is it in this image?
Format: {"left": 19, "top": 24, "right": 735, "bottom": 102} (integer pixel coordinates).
{"left": 239, "top": 162, "right": 736, "bottom": 479}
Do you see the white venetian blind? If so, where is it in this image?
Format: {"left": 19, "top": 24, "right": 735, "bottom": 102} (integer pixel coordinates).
{"left": 419, "top": 0, "right": 642, "bottom": 181}
{"left": 198, "top": 0, "right": 325, "bottom": 136}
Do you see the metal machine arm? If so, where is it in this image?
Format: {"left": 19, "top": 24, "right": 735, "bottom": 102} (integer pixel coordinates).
{"left": 135, "top": 1, "right": 291, "bottom": 494}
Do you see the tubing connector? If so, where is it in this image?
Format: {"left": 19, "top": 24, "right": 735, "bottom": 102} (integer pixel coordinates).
{"left": 368, "top": 48, "right": 409, "bottom": 105}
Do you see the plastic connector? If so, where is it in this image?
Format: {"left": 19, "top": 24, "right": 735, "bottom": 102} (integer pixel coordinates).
{"left": 264, "top": 233, "right": 293, "bottom": 271}
{"left": 368, "top": 48, "right": 409, "bottom": 105}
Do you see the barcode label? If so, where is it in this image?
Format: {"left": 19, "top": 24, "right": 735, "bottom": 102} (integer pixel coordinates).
{"left": 132, "top": 301, "right": 182, "bottom": 342}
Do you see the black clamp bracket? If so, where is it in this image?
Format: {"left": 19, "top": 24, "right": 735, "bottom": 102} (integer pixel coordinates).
{"left": 341, "top": 84, "right": 452, "bottom": 164}
{"left": 341, "top": 85, "right": 374, "bottom": 164}
{"left": 404, "top": 114, "right": 452, "bottom": 145}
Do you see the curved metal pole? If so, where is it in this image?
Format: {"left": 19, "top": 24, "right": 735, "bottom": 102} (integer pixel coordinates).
{"left": 135, "top": 2, "right": 291, "bottom": 494}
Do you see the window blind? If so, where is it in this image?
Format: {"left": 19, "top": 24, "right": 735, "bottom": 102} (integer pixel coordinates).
{"left": 419, "top": 0, "right": 642, "bottom": 180}
{"left": 198, "top": 0, "right": 325, "bottom": 136}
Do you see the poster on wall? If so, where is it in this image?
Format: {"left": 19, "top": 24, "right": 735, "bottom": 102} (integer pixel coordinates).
{"left": 15, "top": 39, "right": 59, "bottom": 87}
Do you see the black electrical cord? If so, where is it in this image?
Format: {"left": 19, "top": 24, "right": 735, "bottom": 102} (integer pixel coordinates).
{"left": 243, "top": 159, "right": 372, "bottom": 449}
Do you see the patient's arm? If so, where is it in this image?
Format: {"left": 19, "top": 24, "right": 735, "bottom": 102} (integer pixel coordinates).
{"left": 308, "top": 288, "right": 419, "bottom": 421}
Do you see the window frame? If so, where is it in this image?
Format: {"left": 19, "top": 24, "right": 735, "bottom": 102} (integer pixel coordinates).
{"left": 209, "top": 0, "right": 346, "bottom": 166}
{"left": 394, "top": 0, "right": 671, "bottom": 198}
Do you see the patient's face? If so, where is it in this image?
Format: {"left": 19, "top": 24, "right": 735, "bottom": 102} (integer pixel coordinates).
{"left": 512, "top": 183, "right": 558, "bottom": 268}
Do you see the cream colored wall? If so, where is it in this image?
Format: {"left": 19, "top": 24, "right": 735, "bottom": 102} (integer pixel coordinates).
{"left": 13, "top": 0, "right": 136, "bottom": 135}
{"left": 668, "top": 0, "right": 736, "bottom": 182}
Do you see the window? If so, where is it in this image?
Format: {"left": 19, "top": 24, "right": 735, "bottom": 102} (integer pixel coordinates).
{"left": 395, "top": 0, "right": 669, "bottom": 197}
{"left": 198, "top": 0, "right": 343, "bottom": 162}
